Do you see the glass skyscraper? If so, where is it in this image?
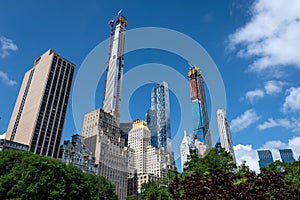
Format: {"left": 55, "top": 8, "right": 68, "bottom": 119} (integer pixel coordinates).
{"left": 279, "top": 149, "right": 295, "bottom": 163}
{"left": 258, "top": 150, "right": 274, "bottom": 169}
{"left": 146, "top": 81, "right": 171, "bottom": 149}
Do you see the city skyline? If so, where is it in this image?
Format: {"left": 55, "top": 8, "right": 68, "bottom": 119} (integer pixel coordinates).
{"left": 1, "top": 0, "right": 300, "bottom": 172}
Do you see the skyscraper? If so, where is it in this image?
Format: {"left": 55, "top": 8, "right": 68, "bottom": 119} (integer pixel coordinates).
{"left": 146, "top": 81, "right": 171, "bottom": 149}
{"left": 5, "top": 49, "right": 75, "bottom": 158}
{"left": 258, "top": 150, "right": 274, "bottom": 169}
{"left": 82, "top": 108, "right": 128, "bottom": 200}
{"left": 188, "top": 65, "right": 211, "bottom": 149}
{"left": 180, "top": 130, "right": 194, "bottom": 172}
{"left": 279, "top": 149, "right": 295, "bottom": 163}
{"left": 128, "top": 120, "right": 175, "bottom": 193}
{"left": 217, "top": 109, "right": 236, "bottom": 163}
{"left": 103, "top": 15, "right": 127, "bottom": 124}
{"left": 81, "top": 14, "right": 128, "bottom": 200}
{"left": 128, "top": 120, "right": 151, "bottom": 174}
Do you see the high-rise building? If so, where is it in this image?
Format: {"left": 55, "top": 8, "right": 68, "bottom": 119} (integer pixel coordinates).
{"left": 81, "top": 14, "right": 128, "bottom": 200}
{"left": 258, "top": 150, "right": 274, "bottom": 169}
{"left": 146, "top": 81, "right": 171, "bottom": 149}
{"left": 82, "top": 108, "right": 128, "bottom": 200}
{"left": 128, "top": 120, "right": 151, "bottom": 174}
{"left": 5, "top": 49, "right": 75, "bottom": 158}
{"left": 217, "top": 109, "right": 236, "bottom": 164}
{"left": 180, "top": 130, "right": 194, "bottom": 172}
{"left": 128, "top": 120, "right": 175, "bottom": 194}
{"left": 103, "top": 15, "right": 127, "bottom": 124}
{"left": 279, "top": 149, "right": 295, "bottom": 163}
{"left": 188, "top": 65, "right": 211, "bottom": 150}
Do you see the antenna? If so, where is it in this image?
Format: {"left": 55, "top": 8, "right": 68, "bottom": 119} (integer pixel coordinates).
{"left": 188, "top": 61, "right": 196, "bottom": 68}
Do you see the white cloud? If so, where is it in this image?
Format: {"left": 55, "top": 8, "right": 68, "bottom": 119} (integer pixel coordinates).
{"left": 245, "top": 89, "right": 264, "bottom": 103}
{"left": 0, "top": 132, "right": 6, "bottom": 139}
{"left": 0, "top": 36, "right": 18, "bottom": 58}
{"left": 230, "top": 109, "right": 261, "bottom": 132}
{"left": 288, "top": 137, "right": 300, "bottom": 159}
{"left": 228, "top": 0, "right": 300, "bottom": 72}
{"left": 0, "top": 71, "right": 17, "bottom": 86}
{"left": 258, "top": 118, "right": 292, "bottom": 130}
{"left": 264, "top": 80, "right": 286, "bottom": 95}
{"left": 234, "top": 144, "right": 260, "bottom": 172}
{"left": 257, "top": 117, "right": 300, "bottom": 133}
{"left": 234, "top": 137, "right": 300, "bottom": 172}
{"left": 282, "top": 87, "right": 300, "bottom": 113}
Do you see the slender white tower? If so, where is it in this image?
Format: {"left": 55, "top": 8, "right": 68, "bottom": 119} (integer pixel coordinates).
{"left": 103, "top": 14, "right": 127, "bottom": 123}
{"left": 217, "top": 109, "right": 236, "bottom": 164}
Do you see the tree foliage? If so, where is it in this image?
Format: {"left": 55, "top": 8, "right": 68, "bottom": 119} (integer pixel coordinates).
{"left": 141, "top": 143, "right": 300, "bottom": 200}
{"left": 0, "top": 150, "right": 117, "bottom": 200}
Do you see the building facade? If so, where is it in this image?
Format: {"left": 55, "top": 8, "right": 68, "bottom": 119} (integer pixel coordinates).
{"left": 180, "top": 130, "right": 194, "bottom": 172}
{"left": 279, "top": 149, "right": 295, "bottom": 163}
{"left": 82, "top": 108, "right": 128, "bottom": 200}
{"left": 146, "top": 81, "right": 171, "bottom": 149}
{"left": 258, "top": 150, "right": 274, "bottom": 169}
{"left": 128, "top": 120, "right": 151, "bottom": 174}
{"left": 59, "top": 134, "right": 97, "bottom": 174}
{"left": 217, "top": 109, "right": 236, "bottom": 164}
{"left": 128, "top": 120, "right": 175, "bottom": 194}
{"left": 5, "top": 49, "right": 75, "bottom": 158}
{"left": 188, "top": 65, "right": 211, "bottom": 151}
{"left": 103, "top": 15, "right": 127, "bottom": 124}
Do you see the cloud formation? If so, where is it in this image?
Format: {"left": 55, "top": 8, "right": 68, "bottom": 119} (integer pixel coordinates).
{"left": 264, "top": 80, "right": 286, "bottom": 95}
{"left": 234, "top": 137, "right": 300, "bottom": 172}
{"left": 0, "top": 71, "right": 17, "bottom": 86}
{"left": 257, "top": 117, "right": 300, "bottom": 133}
{"left": 229, "top": 0, "right": 300, "bottom": 72}
{"left": 0, "top": 36, "right": 18, "bottom": 58}
{"left": 230, "top": 109, "right": 261, "bottom": 132}
{"left": 245, "top": 89, "right": 264, "bottom": 103}
{"left": 282, "top": 87, "right": 300, "bottom": 113}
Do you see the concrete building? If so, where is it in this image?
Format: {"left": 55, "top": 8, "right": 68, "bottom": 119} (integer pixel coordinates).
{"left": 188, "top": 65, "right": 211, "bottom": 153}
{"left": 5, "top": 49, "right": 75, "bottom": 158}
{"left": 128, "top": 120, "right": 151, "bottom": 174}
{"left": 180, "top": 130, "right": 194, "bottom": 172}
{"left": 258, "top": 150, "right": 274, "bottom": 169}
{"left": 128, "top": 120, "right": 175, "bottom": 194}
{"left": 217, "top": 109, "right": 236, "bottom": 164}
{"left": 103, "top": 15, "right": 127, "bottom": 124}
{"left": 146, "top": 81, "right": 171, "bottom": 150}
{"left": 59, "top": 134, "right": 97, "bottom": 174}
{"left": 279, "top": 149, "right": 295, "bottom": 163}
{"left": 82, "top": 108, "right": 128, "bottom": 200}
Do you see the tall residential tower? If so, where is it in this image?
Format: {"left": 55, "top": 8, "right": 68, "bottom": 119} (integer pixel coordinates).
{"left": 217, "top": 109, "right": 236, "bottom": 163}
{"left": 82, "top": 14, "right": 128, "bottom": 200}
{"left": 103, "top": 15, "right": 127, "bottom": 124}
{"left": 188, "top": 65, "right": 212, "bottom": 150}
{"left": 146, "top": 81, "right": 171, "bottom": 149}
{"left": 5, "top": 49, "right": 75, "bottom": 158}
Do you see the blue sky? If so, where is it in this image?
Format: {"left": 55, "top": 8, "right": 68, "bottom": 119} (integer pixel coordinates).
{"left": 1, "top": 0, "right": 300, "bottom": 172}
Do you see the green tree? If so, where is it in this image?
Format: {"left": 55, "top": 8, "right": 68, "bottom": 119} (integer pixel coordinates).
{"left": 183, "top": 142, "right": 236, "bottom": 177}
{"left": 140, "top": 181, "right": 172, "bottom": 200}
{"left": 0, "top": 150, "right": 117, "bottom": 200}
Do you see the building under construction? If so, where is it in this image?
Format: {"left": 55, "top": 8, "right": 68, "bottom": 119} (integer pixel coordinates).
{"left": 82, "top": 13, "right": 129, "bottom": 200}
{"left": 188, "top": 65, "right": 212, "bottom": 152}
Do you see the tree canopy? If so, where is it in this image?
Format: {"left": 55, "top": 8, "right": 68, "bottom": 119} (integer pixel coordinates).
{"left": 0, "top": 150, "right": 117, "bottom": 200}
{"left": 141, "top": 143, "right": 300, "bottom": 200}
